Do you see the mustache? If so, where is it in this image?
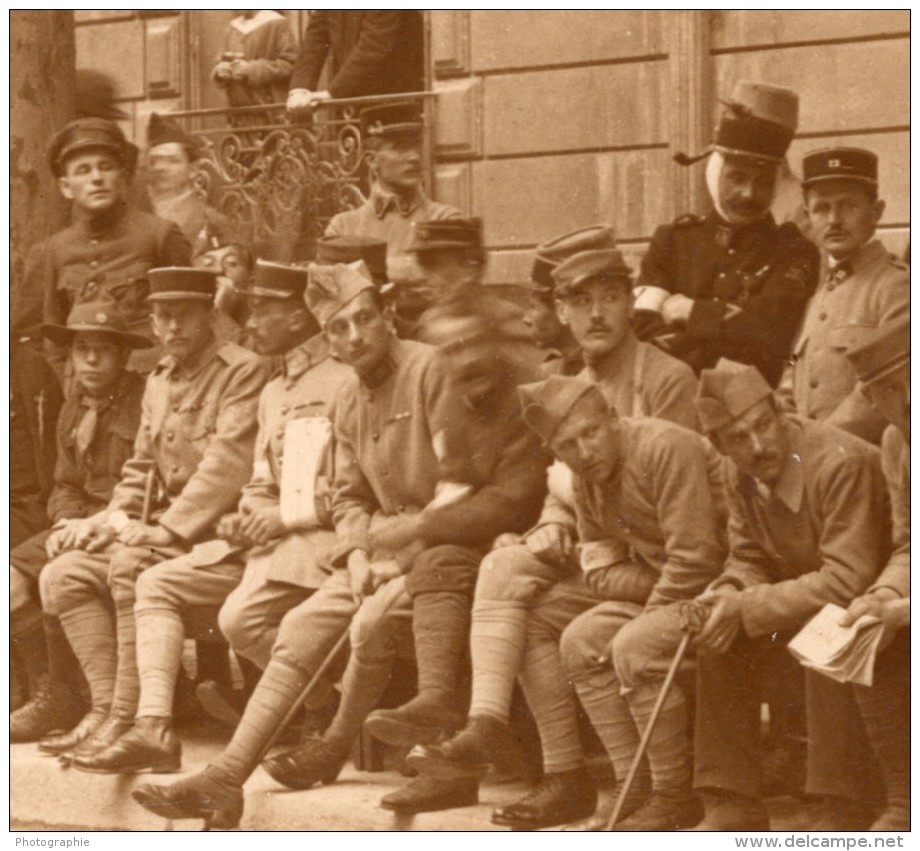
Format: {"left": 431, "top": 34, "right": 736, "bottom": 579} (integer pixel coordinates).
{"left": 588, "top": 320, "right": 611, "bottom": 332}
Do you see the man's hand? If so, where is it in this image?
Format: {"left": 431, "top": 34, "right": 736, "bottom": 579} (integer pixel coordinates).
{"left": 229, "top": 58, "right": 252, "bottom": 81}
{"left": 213, "top": 61, "right": 233, "bottom": 84}
{"left": 369, "top": 513, "right": 423, "bottom": 553}
{"left": 216, "top": 513, "right": 245, "bottom": 544}
{"left": 45, "top": 520, "right": 84, "bottom": 558}
{"left": 63, "top": 516, "right": 117, "bottom": 554}
{"left": 239, "top": 506, "right": 286, "bottom": 547}
{"left": 347, "top": 549, "right": 373, "bottom": 603}
{"left": 368, "top": 559, "right": 402, "bottom": 592}
{"left": 661, "top": 294, "right": 694, "bottom": 326}
{"left": 840, "top": 589, "right": 910, "bottom": 651}
{"left": 524, "top": 523, "right": 574, "bottom": 566}
{"left": 492, "top": 532, "right": 523, "bottom": 551}
{"left": 694, "top": 587, "right": 744, "bottom": 653}
{"left": 118, "top": 522, "right": 178, "bottom": 549}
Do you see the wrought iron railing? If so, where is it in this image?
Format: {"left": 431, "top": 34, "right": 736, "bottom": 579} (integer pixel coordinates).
{"left": 167, "top": 91, "right": 436, "bottom": 260}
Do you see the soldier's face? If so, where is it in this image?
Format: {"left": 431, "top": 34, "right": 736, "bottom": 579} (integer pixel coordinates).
{"left": 549, "top": 392, "right": 621, "bottom": 483}
{"left": 713, "top": 398, "right": 789, "bottom": 488}
{"left": 194, "top": 245, "right": 252, "bottom": 286}
{"left": 805, "top": 182, "right": 885, "bottom": 260}
{"left": 523, "top": 292, "right": 565, "bottom": 350}
{"left": 415, "top": 250, "right": 481, "bottom": 296}
{"left": 325, "top": 290, "right": 393, "bottom": 378}
{"left": 369, "top": 136, "right": 422, "bottom": 192}
{"left": 151, "top": 301, "right": 215, "bottom": 364}
{"left": 556, "top": 279, "right": 633, "bottom": 361}
{"left": 70, "top": 332, "right": 128, "bottom": 397}
{"left": 245, "top": 297, "right": 309, "bottom": 356}
{"left": 58, "top": 151, "right": 127, "bottom": 213}
{"left": 865, "top": 365, "right": 909, "bottom": 440}
{"left": 146, "top": 142, "right": 194, "bottom": 195}
{"left": 717, "top": 156, "right": 776, "bottom": 225}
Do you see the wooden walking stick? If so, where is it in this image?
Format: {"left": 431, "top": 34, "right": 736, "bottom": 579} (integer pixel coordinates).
{"left": 605, "top": 601, "right": 709, "bottom": 831}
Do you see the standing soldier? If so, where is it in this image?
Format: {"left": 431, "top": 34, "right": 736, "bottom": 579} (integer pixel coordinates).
{"left": 37, "top": 268, "right": 268, "bottom": 765}
{"left": 778, "top": 147, "right": 910, "bottom": 443}
{"left": 687, "top": 360, "right": 891, "bottom": 830}
{"left": 11, "top": 305, "right": 148, "bottom": 742}
{"left": 15, "top": 119, "right": 192, "bottom": 372}
{"left": 634, "top": 81, "right": 819, "bottom": 386}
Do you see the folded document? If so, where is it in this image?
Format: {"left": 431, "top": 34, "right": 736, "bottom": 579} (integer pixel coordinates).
{"left": 787, "top": 603, "right": 885, "bottom": 687}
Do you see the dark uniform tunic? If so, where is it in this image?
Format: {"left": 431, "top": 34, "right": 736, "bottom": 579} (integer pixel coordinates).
{"left": 634, "top": 213, "right": 819, "bottom": 386}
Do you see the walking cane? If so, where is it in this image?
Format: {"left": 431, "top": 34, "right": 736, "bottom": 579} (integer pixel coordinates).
{"left": 604, "top": 601, "right": 709, "bottom": 831}
{"left": 141, "top": 462, "right": 157, "bottom": 525}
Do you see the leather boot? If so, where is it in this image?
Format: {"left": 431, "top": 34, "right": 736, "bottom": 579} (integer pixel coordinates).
{"left": 261, "top": 737, "right": 349, "bottom": 790}
{"left": 683, "top": 791, "right": 770, "bottom": 831}
{"left": 11, "top": 674, "right": 86, "bottom": 744}
{"left": 380, "top": 776, "right": 479, "bottom": 813}
{"left": 561, "top": 775, "right": 653, "bottom": 831}
{"left": 363, "top": 591, "right": 470, "bottom": 747}
{"left": 614, "top": 788, "right": 703, "bottom": 831}
{"left": 406, "top": 715, "right": 508, "bottom": 780}
{"left": 38, "top": 705, "right": 109, "bottom": 755}
{"left": 72, "top": 715, "right": 181, "bottom": 774}
{"left": 491, "top": 767, "right": 597, "bottom": 830}
{"left": 59, "top": 713, "right": 133, "bottom": 764}
{"left": 133, "top": 764, "right": 243, "bottom": 830}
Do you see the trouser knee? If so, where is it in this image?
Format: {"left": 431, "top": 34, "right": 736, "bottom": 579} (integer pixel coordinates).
{"left": 39, "top": 551, "right": 105, "bottom": 616}
{"left": 560, "top": 612, "right": 607, "bottom": 680}
{"left": 11, "top": 567, "right": 33, "bottom": 615}
{"left": 218, "top": 588, "right": 255, "bottom": 655}
{"left": 106, "top": 547, "right": 152, "bottom": 607}
{"left": 475, "top": 545, "right": 547, "bottom": 602}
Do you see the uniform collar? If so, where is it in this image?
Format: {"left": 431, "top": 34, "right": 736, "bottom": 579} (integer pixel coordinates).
{"left": 707, "top": 211, "right": 776, "bottom": 248}
{"left": 158, "top": 334, "right": 220, "bottom": 381}
{"left": 371, "top": 182, "right": 424, "bottom": 219}
{"left": 231, "top": 10, "right": 282, "bottom": 34}
{"left": 74, "top": 199, "right": 129, "bottom": 237}
{"left": 283, "top": 334, "right": 330, "bottom": 380}
{"left": 585, "top": 332, "right": 637, "bottom": 385}
{"left": 829, "top": 238, "right": 887, "bottom": 275}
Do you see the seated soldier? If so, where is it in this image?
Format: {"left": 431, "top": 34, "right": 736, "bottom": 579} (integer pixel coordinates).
{"left": 65, "top": 260, "right": 352, "bottom": 774}
{"left": 839, "top": 316, "right": 910, "bottom": 830}
{"left": 687, "top": 360, "right": 892, "bottom": 830}
{"left": 633, "top": 81, "right": 818, "bottom": 386}
{"left": 407, "top": 249, "right": 701, "bottom": 829}
{"left": 11, "top": 304, "right": 148, "bottom": 742}
{"left": 37, "top": 268, "right": 269, "bottom": 766}
{"left": 414, "top": 374, "right": 724, "bottom": 831}
{"left": 131, "top": 259, "right": 546, "bottom": 827}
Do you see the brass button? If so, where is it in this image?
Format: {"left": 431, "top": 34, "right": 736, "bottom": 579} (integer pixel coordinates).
{"left": 809, "top": 379, "right": 819, "bottom": 389}
{"left": 166, "top": 431, "right": 175, "bottom": 442}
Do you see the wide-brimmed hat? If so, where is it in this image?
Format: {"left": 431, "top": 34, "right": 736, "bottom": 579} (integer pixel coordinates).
{"left": 41, "top": 301, "right": 153, "bottom": 349}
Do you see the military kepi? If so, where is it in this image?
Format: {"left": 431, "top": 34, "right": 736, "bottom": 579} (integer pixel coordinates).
{"left": 530, "top": 225, "right": 617, "bottom": 292}
{"left": 696, "top": 359, "right": 773, "bottom": 433}
{"left": 147, "top": 267, "right": 218, "bottom": 302}
{"left": 41, "top": 301, "right": 153, "bottom": 349}
{"left": 305, "top": 260, "right": 376, "bottom": 327}
{"left": 519, "top": 375, "right": 605, "bottom": 444}
{"left": 676, "top": 80, "right": 798, "bottom": 166}
{"left": 552, "top": 249, "right": 632, "bottom": 296}
{"left": 844, "top": 315, "right": 910, "bottom": 386}
{"left": 802, "top": 147, "right": 878, "bottom": 188}
{"left": 360, "top": 101, "right": 422, "bottom": 139}
{"left": 48, "top": 117, "right": 139, "bottom": 178}
{"left": 409, "top": 217, "right": 483, "bottom": 254}
{"left": 237, "top": 260, "right": 308, "bottom": 299}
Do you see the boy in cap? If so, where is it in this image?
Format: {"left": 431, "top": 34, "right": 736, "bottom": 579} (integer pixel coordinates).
{"left": 324, "top": 102, "right": 460, "bottom": 271}
{"left": 11, "top": 303, "right": 148, "bottom": 743}
{"left": 778, "top": 147, "right": 910, "bottom": 444}
{"left": 37, "top": 268, "right": 268, "bottom": 767}
{"left": 133, "top": 259, "right": 544, "bottom": 825}
{"left": 71, "top": 260, "right": 352, "bottom": 773}
{"left": 145, "top": 113, "right": 236, "bottom": 257}
{"left": 839, "top": 316, "right": 910, "bottom": 830}
{"left": 687, "top": 359, "right": 891, "bottom": 830}
{"left": 15, "top": 118, "right": 192, "bottom": 372}
{"left": 634, "top": 81, "right": 819, "bottom": 386}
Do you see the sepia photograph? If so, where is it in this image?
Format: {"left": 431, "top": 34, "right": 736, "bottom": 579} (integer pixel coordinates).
{"left": 9, "top": 8, "right": 910, "bottom": 838}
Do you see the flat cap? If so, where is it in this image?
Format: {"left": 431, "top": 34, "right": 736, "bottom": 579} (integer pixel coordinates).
{"left": 147, "top": 267, "right": 217, "bottom": 302}
{"left": 843, "top": 315, "right": 910, "bottom": 386}
{"left": 41, "top": 300, "right": 153, "bottom": 349}
{"left": 518, "top": 375, "right": 604, "bottom": 444}
{"left": 409, "top": 217, "right": 483, "bottom": 254}
{"left": 714, "top": 80, "right": 799, "bottom": 163}
{"left": 238, "top": 260, "right": 308, "bottom": 300}
{"left": 48, "top": 117, "right": 138, "bottom": 178}
{"left": 305, "top": 261, "right": 376, "bottom": 327}
{"left": 802, "top": 147, "right": 878, "bottom": 188}
{"left": 147, "top": 112, "right": 200, "bottom": 154}
{"left": 360, "top": 101, "right": 422, "bottom": 140}
{"left": 316, "top": 235, "right": 388, "bottom": 287}
{"left": 696, "top": 359, "right": 773, "bottom": 433}
{"left": 552, "top": 249, "right": 633, "bottom": 296}
{"left": 530, "top": 224, "right": 617, "bottom": 292}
